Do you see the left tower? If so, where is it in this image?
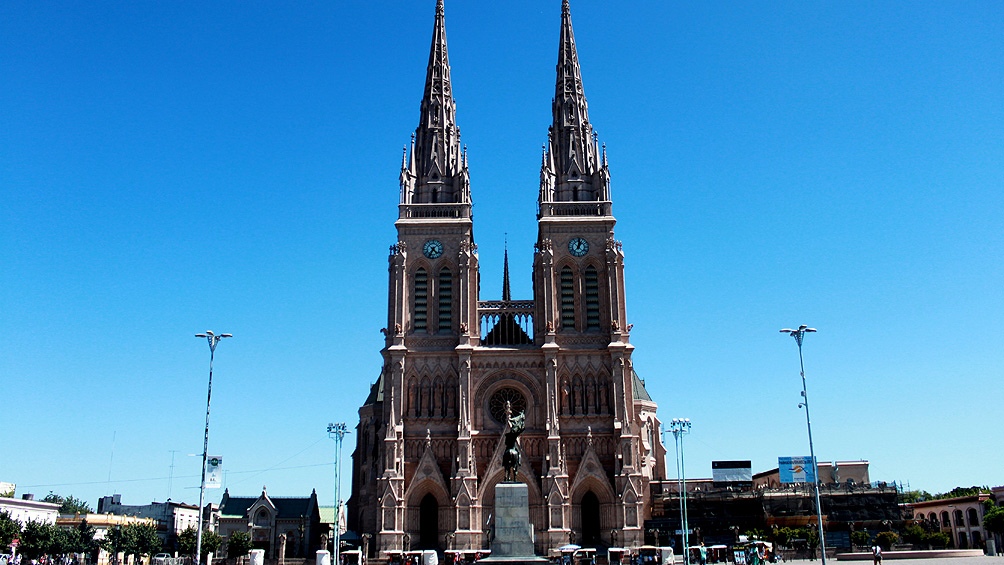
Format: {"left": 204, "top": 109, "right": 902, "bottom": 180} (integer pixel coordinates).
{"left": 348, "top": 0, "right": 480, "bottom": 552}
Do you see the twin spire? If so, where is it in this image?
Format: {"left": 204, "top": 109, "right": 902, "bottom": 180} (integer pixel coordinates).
{"left": 401, "top": 0, "right": 470, "bottom": 207}
{"left": 402, "top": 0, "right": 610, "bottom": 212}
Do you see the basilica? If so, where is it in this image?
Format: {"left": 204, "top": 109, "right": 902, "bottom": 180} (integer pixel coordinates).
{"left": 347, "top": 0, "right": 666, "bottom": 554}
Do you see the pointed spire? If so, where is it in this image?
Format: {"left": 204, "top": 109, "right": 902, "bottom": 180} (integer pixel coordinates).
{"left": 540, "top": 0, "right": 610, "bottom": 210}
{"left": 401, "top": 0, "right": 470, "bottom": 207}
{"left": 502, "top": 235, "right": 511, "bottom": 302}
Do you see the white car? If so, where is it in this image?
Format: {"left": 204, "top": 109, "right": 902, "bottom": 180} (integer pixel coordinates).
{"left": 154, "top": 553, "right": 172, "bottom": 565}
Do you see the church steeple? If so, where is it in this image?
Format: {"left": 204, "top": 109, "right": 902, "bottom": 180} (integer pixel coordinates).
{"left": 400, "top": 0, "right": 471, "bottom": 209}
{"left": 502, "top": 237, "right": 511, "bottom": 302}
{"left": 539, "top": 0, "right": 610, "bottom": 211}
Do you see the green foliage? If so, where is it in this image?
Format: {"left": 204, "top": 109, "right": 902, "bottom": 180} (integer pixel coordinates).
{"left": 744, "top": 528, "right": 766, "bottom": 541}
{"left": 42, "top": 493, "right": 94, "bottom": 515}
{"left": 176, "top": 526, "right": 220, "bottom": 559}
{"left": 0, "top": 511, "right": 21, "bottom": 550}
{"left": 178, "top": 527, "right": 197, "bottom": 556}
{"left": 0, "top": 486, "right": 14, "bottom": 498}
{"left": 874, "top": 531, "right": 898, "bottom": 551}
{"left": 801, "top": 527, "right": 819, "bottom": 550}
{"left": 19, "top": 520, "right": 57, "bottom": 560}
{"left": 924, "top": 531, "right": 950, "bottom": 549}
{"left": 931, "top": 486, "right": 990, "bottom": 500}
{"left": 984, "top": 505, "right": 1004, "bottom": 535}
{"left": 104, "top": 523, "right": 163, "bottom": 560}
{"left": 132, "top": 524, "right": 163, "bottom": 557}
{"left": 850, "top": 530, "right": 870, "bottom": 548}
{"left": 202, "top": 530, "right": 223, "bottom": 556}
{"left": 226, "top": 531, "right": 252, "bottom": 560}
{"left": 899, "top": 490, "right": 933, "bottom": 503}
{"left": 901, "top": 524, "right": 926, "bottom": 546}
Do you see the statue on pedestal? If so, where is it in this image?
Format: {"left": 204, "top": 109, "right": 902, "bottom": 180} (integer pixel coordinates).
{"left": 502, "top": 400, "right": 525, "bottom": 482}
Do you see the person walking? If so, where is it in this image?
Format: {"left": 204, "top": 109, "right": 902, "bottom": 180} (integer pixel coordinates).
{"left": 871, "top": 544, "right": 882, "bottom": 565}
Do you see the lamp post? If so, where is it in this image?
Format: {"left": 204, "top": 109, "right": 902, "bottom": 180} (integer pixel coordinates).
{"left": 328, "top": 423, "right": 349, "bottom": 565}
{"left": 195, "top": 330, "right": 232, "bottom": 565}
{"left": 780, "top": 325, "right": 826, "bottom": 565}
{"left": 669, "top": 418, "right": 692, "bottom": 565}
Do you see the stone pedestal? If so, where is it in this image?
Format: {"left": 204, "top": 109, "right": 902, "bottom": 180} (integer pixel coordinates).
{"left": 492, "top": 483, "right": 535, "bottom": 557}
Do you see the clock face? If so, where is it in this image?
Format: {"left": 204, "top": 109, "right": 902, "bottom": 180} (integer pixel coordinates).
{"left": 568, "top": 237, "right": 589, "bottom": 257}
{"left": 423, "top": 239, "right": 444, "bottom": 259}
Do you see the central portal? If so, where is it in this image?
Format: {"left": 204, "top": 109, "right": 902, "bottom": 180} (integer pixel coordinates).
{"left": 420, "top": 494, "right": 439, "bottom": 549}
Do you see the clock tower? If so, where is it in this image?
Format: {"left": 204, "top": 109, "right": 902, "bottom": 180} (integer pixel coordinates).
{"left": 349, "top": 1, "right": 665, "bottom": 554}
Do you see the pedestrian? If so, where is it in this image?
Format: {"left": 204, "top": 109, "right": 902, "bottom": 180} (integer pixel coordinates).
{"left": 699, "top": 544, "right": 707, "bottom": 565}
{"left": 871, "top": 544, "right": 882, "bottom": 565}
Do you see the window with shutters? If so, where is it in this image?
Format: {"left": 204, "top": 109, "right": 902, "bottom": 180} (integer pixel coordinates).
{"left": 560, "top": 266, "right": 575, "bottom": 331}
{"left": 414, "top": 268, "right": 428, "bottom": 332}
{"left": 584, "top": 266, "right": 600, "bottom": 330}
{"left": 438, "top": 269, "right": 452, "bottom": 332}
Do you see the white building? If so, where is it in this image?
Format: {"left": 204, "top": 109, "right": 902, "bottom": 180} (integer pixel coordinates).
{"left": 97, "top": 495, "right": 200, "bottom": 551}
{"left": 0, "top": 494, "right": 59, "bottom": 525}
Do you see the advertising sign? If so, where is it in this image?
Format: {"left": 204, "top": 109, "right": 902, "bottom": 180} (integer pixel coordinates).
{"left": 712, "top": 460, "right": 752, "bottom": 486}
{"left": 779, "top": 456, "right": 816, "bottom": 484}
{"left": 206, "top": 455, "right": 223, "bottom": 488}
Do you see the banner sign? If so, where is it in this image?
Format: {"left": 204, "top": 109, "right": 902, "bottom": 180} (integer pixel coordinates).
{"left": 712, "top": 460, "right": 752, "bottom": 485}
{"left": 206, "top": 455, "right": 223, "bottom": 488}
{"left": 779, "top": 456, "right": 816, "bottom": 484}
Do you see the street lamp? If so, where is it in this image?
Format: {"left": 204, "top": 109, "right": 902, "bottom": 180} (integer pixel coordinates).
{"left": 195, "top": 330, "right": 232, "bottom": 565}
{"left": 669, "top": 418, "right": 692, "bottom": 565}
{"left": 779, "top": 325, "right": 826, "bottom": 565}
{"left": 328, "top": 423, "right": 349, "bottom": 565}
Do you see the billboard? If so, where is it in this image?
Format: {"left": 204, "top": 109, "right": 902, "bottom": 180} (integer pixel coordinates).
{"left": 712, "top": 460, "right": 752, "bottom": 486}
{"left": 779, "top": 456, "right": 816, "bottom": 484}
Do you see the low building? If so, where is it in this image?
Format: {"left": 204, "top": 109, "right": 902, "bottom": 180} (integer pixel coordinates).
{"left": 216, "top": 487, "right": 320, "bottom": 560}
{"left": 0, "top": 494, "right": 59, "bottom": 525}
{"left": 907, "top": 493, "right": 992, "bottom": 550}
{"left": 56, "top": 513, "right": 157, "bottom": 565}
{"left": 97, "top": 494, "right": 201, "bottom": 551}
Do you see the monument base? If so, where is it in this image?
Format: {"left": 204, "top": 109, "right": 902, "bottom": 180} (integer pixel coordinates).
{"left": 484, "top": 482, "right": 546, "bottom": 565}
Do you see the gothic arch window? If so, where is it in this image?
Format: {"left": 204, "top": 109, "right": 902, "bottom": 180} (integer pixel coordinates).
{"left": 254, "top": 508, "right": 270, "bottom": 527}
{"left": 560, "top": 266, "right": 575, "bottom": 331}
{"left": 433, "top": 378, "right": 444, "bottom": 418}
{"left": 414, "top": 268, "right": 428, "bottom": 332}
{"left": 438, "top": 269, "right": 453, "bottom": 333}
{"left": 584, "top": 266, "right": 600, "bottom": 330}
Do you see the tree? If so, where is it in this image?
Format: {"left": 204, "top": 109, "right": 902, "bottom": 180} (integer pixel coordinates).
{"left": 42, "top": 493, "right": 93, "bottom": 515}
{"left": 74, "top": 519, "right": 102, "bottom": 558}
{"left": 178, "top": 527, "right": 197, "bottom": 556}
{"left": 130, "top": 524, "right": 163, "bottom": 559}
{"left": 874, "top": 531, "right": 898, "bottom": 551}
{"left": 850, "top": 530, "right": 870, "bottom": 549}
{"left": 899, "top": 490, "right": 933, "bottom": 504}
{"left": 923, "top": 531, "right": 950, "bottom": 549}
{"left": 202, "top": 531, "right": 223, "bottom": 558}
{"left": 19, "top": 519, "right": 57, "bottom": 560}
{"left": 226, "top": 531, "right": 252, "bottom": 562}
{"left": 0, "top": 511, "right": 21, "bottom": 551}
{"left": 984, "top": 504, "right": 1004, "bottom": 537}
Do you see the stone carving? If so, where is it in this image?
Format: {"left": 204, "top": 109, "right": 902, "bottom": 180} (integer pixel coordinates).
{"left": 459, "top": 322, "right": 469, "bottom": 333}
{"left": 502, "top": 401, "right": 526, "bottom": 482}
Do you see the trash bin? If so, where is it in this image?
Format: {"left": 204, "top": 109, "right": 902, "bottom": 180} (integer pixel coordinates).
{"left": 249, "top": 550, "right": 265, "bottom": 565}
{"left": 317, "top": 550, "right": 332, "bottom": 565}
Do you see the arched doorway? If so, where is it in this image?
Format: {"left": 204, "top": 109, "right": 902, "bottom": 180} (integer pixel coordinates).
{"left": 419, "top": 493, "right": 439, "bottom": 549}
{"left": 580, "top": 491, "right": 600, "bottom": 545}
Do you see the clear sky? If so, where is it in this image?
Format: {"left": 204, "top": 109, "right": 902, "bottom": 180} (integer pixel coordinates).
{"left": 2, "top": 1, "right": 1001, "bottom": 510}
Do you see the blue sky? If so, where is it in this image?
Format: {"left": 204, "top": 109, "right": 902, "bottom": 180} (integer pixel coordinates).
{"left": 2, "top": 1, "right": 1001, "bottom": 510}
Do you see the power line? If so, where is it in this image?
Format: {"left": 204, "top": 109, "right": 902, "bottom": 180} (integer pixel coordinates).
{"left": 20, "top": 462, "right": 333, "bottom": 490}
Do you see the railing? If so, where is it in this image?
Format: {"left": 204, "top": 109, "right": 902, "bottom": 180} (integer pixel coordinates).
{"left": 477, "top": 300, "right": 534, "bottom": 346}
{"left": 399, "top": 203, "right": 471, "bottom": 219}
{"left": 539, "top": 201, "right": 612, "bottom": 217}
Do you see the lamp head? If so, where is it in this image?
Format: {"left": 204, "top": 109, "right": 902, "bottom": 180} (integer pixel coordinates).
{"left": 221, "top": 333, "right": 233, "bottom": 338}
{"left": 195, "top": 334, "right": 207, "bottom": 338}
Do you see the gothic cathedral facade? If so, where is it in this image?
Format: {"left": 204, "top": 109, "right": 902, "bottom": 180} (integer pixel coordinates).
{"left": 348, "top": 0, "right": 666, "bottom": 553}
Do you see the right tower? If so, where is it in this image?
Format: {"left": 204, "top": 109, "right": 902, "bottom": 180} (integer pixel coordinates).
{"left": 532, "top": 0, "right": 651, "bottom": 549}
